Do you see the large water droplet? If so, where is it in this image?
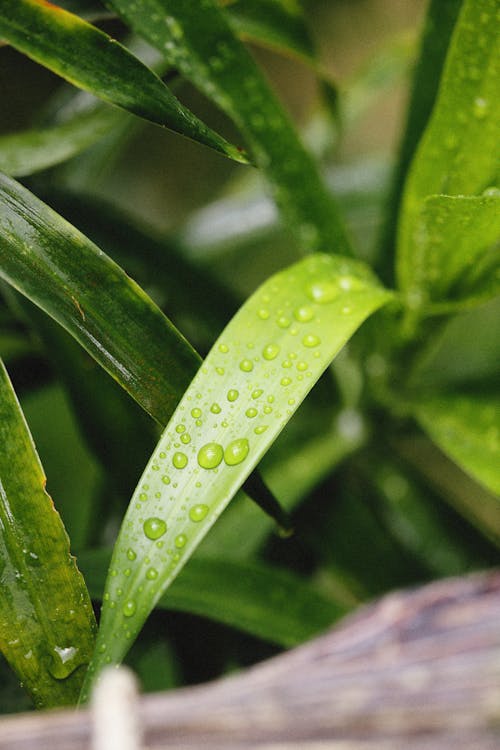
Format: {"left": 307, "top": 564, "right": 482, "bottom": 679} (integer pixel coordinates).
{"left": 172, "top": 452, "right": 188, "bottom": 469}
{"left": 198, "top": 443, "right": 224, "bottom": 469}
{"left": 224, "top": 438, "right": 250, "bottom": 465}
{"left": 240, "top": 359, "right": 254, "bottom": 372}
{"left": 48, "top": 646, "right": 82, "bottom": 680}
{"left": 245, "top": 407, "right": 258, "bottom": 418}
{"left": 210, "top": 403, "right": 221, "bottom": 414}
{"left": 176, "top": 424, "right": 185, "bottom": 434}
{"left": 191, "top": 407, "right": 202, "bottom": 419}
{"left": 227, "top": 389, "right": 239, "bottom": 402}
{"left": 180, "top": 433, "right": 191, "bottom": 444}
{"left": 263, "top": 343, "right": 280, "bottom": 360}
{"left": 302, "top": 334, "right": 321, "bottom": 348}
{"left": 189, "top": 504, "right": 209, "bottom": 522}
{"left": 144, "top": 517, "right": 167, "bottom": 540}
{"left": 122, "top": 600, "right": 136, "bottom": 617}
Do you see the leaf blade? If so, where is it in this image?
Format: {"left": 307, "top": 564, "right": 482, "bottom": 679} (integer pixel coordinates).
{"left": 81, "top": 253, "right": 391, "bottom": 697}
{"left": 0, "top": 0, "right": 248, "bottom": 163}
{"left": 0, "top": 358, "right": 96, "bottom": 708}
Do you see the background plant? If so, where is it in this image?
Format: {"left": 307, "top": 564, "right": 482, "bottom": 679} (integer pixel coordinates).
{"left": 0, "top": 0, "right": 498, "bottom": 712}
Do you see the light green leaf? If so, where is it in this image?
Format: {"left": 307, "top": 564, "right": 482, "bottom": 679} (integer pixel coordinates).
{"left": 0, "top": 106, "right": 122, "bottom": 178}
{"left": 0, "top": 172, "right": 200, "bottom": 425}
{"left": 0, "top": 0, "right": 248, "bottom": 164}
{"left": 398, "top": 0, "right": 500, "bottom": 297}
{"left": 0, "top": 358, "right": 96, "bottom": 708}
{"left": 79, "top": 548, "right": 345, "bottom": 648}
{"left": 106, "top": 0, "right": 351, "bottom": 255}
{"left": 415, "top": 391, "right": 500, "bottom": 496}
{"left": 81, "top": 253, "right": 391, "bottom": 698}
{"left": 408, "top": 193, "right": 500, "bottom": 311}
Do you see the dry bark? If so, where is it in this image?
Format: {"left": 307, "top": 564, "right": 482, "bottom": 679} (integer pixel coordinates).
{"left": 1, "top": 569, "right": 500, "bottom": 749}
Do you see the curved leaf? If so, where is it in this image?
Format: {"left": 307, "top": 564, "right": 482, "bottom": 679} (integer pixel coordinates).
{"left": 0, "top": 172, "right": 200, "bottom": 424}
{"left": 398, "top": 0, "right": 500, "bottom": 299}
{"left": 0, "top": 0, "right": 248, "bottom": 164}
{"left": 106, "top": 0, "right": 351, "bottom": 256}
{"left": 81, "top": 253, "right": 391, "bottom": 698}
{"left": 79, "top": 548, "right": 345, "bottom": 648}
{"left": 0, "top": 358, "right": 96, "bottom": 708}
{"left": 415, "top": 391, "right": 500, "bottom": 496}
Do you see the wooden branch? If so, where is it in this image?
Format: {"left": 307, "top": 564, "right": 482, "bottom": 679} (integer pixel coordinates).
{"left": 2, "top": 570, "right": 500, "bottom": 749}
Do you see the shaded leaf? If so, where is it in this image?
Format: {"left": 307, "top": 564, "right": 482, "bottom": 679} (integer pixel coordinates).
{"left": 79, "top": 548, "right": 345, "bottom": 648}
{"left": 0, "top": 358, "right": 96, "bottom": 708}
{"left": 0, "top": 0, "right": 248, "bottom": 163}
{"left": 106, "top": 0, "right": 351, "bottom": 255}
{"left": 398, "top": 0, "right": 500, "bottom": 297}
{"left": 415, "top": 391, "right": 500, "bottom": 496}
{"left": 0, "top": 173, "right": 200, "bottom": 425}
{"left": 80, "top": 253, "right": 391, "bottom": 697}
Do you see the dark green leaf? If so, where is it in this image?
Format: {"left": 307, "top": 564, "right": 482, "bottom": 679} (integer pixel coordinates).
{"left": 106, "top": 0, "right": 351, "bottom": 255}
{"left": 415, "top": 391, "right": 500, "bottom": 496}
{"left": 81, "top": 253, "right": 390, "bottom": 698}
{"left": 0, "top": 358, "right": 96, "bottom": 708}
{"left": 79, "top": 548, "right": 345, "bottom": 648}
{"left": 0, "top": 0, "right": 248, "bottom": 163}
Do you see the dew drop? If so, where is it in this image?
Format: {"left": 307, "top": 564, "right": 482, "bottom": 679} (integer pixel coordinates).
{"left": 144, "top": 517, "right": 167, "bottom": 540}
{"left": 189, "top": 504, "right": 209, "bottom": 522}
{"left": 126, "top": 548, "right": 136, "bottom": 561}
{"left": 218, "top": 343, "right": 229, "bottom": 353}
{"left": 302, "top": 334, "right": 321, "bottom": 348}
{"left": 191, "top": 407, "right": 202, "bottom": 419}
{"left": 175, "top": 533, "right": 187, "bottom": 549}
{"left": 139, "top": 492, "right": 148, "bottom": 501}
{"left": 175, "top": 424, "right": 185, "bottom": 434}
{"left": 224, "top": 438, "right": 250, "bottom": 465}
{"left": 307, "top": 280, "right": 340, "bottom": 303}
{"left": 263, "top": 343, "right": 280, "bottom": 360}
{"left": 282, "top": 359, "right": 292, "bottom": 368}
{"left": 240, "top": 359, "right": 254, "bottom": 372}
{"left": 280, "top": 377, "right": 292, "bottom": 386}
{"left": 257, "top": 308, "right": 270, "bottom": 320}
{"left": 277, "top": 315, "right": 291, "bottom": 328}
{"left": 267, "top": 395, "right": 275, "bottom": 403}
{"left": 227, "top": 389, "right": 239, "bottom": 402}
{"left": 197, "top": 442, "right": 224, "bottom": 469}
{"left": 254, "top": 425, "right": 268, "bottom": 435}
{"left": 210, "top": 402, "right": 221, "bottom": 414}
{"left": 294, "top": 305, "right": 314, "bottom": 322}
{"left": 252, "top": 389, "right": 263, "bottom": 399}
{"left": 146, "top": 567, "right": 158, "bottom": 580}
{"left": 297, "top": 361, "right": 308, "bottom": 371}
{"left": 180, "top": 433, "right": 191, "bottom": 444}
{"left": 473, "top": 97, "right": 488, "bottom": 119}
{"left": 216, "top": 367, "right": 225, "bottom": 376}
{"left": 245, "top": 407, "right": 258, "bottom": 418}
{"left": 122, "top": 601, "right": 136, "bottom": 617}
{"left": 162, "top": 475, "right": 171, "bottom": 485}
{"left": 172, "top": 452, "right": 188, "bottom": 469}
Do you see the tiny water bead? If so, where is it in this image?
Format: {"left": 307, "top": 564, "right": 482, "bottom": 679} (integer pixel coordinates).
{"left": 224, "top": 438, "right": 250, "bottom": 465}
{"left": 239, "top": 359, "right": 254, "bottom": 372}
{"left": 294, "top": 305, "right": 314, "bottom": 322}
{"left": 146, "top": 567, "right": 159, "bottom": 580}
{"left": 122, "top": 600, "right": 136, "bottom": 618}
{"left": 175, "top": 533, "right": 187, "bottom": 549}
{"left": 227, "top": 389, "right": 239, "bottom": 402}
{"left": 303, "top": 334, "right": 321, "bottom": 348}
{"left": 191, "top": 407, "right": 202, "bottom": 419}
{"left": 139, "top": 492, "right": 148, "bottom": 501}
{"left": 257, "top": 308, "right": 270, "bottom": 319}
{"left": 218, "top": 343, "right": 229, "bottom": 353}
{"left": 254, "top": 425, "right": 268, "bottom": 434}
{"left": 245, "top": 407, "right": 258, "bottom": 418}
{"left": 172, "top": 452, "right": 188, "bottom": 469}
{"left": 198, "top": 442, "right": 224, "bottom": 469}
{"left": 210, "top": 403, "right": 222, "bottom": 414}
{"left": 126, "top": 548, "right": 137, "bottom": 561}
{"left": 262, "top": 343, "right": 280, "bottom": 360}
{"left": 216, "top": 367, "right": 225, "bottom": 376}
{"left": 189, "top": 504, "right": 209, "bottom": 522}
{"left": 143, "top": 517, "right": 167, "bottom": 540}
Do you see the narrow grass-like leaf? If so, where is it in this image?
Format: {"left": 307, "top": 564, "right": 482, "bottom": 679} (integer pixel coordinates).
{"left": 398, "top": 0, "right": 500, "bottom": 298}
{"left": 81, "top": 253, "right": 391, "bottom": 697}
{"left": 415, "top": 391, "right": 500, "bottom": 496}
{"left": 0, "top": 172, "right": 200, "bottom": 424}
{"left": 0, "top": 358, "right": 96, "bottom": 708}
{"left": 106, "top": 0, "right": 351, "bottom": 256}
{"left": 378, "top": 0, "right": 462, "bottom": 270}
{"left": 0, "top": 106, "right": 122, "bottom": 178}
{"left": 0, "top": 0, "right": 248, "bottom": 164}
{"left": 409, "top": 193, "right": 500, "bottom": 311}
{"left": 79, "top": 549, "right": 345, "bottom": 648}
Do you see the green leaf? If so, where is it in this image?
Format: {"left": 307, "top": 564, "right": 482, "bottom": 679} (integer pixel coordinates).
{"left": 0, "top": 172, "right": 200, "bottom": 425}
{"left": 81, "top": 253, "right": 391, "bottom": 697}
{"left": 0, "top": 0, "right": 248, "bottom": 164}
{"left": 398, "top": 0, "right": 500, "bottom": 296}
{"left": 415, "top": 391, "right": 500, "bottom": 496}
{"left": 378, "top": 0, "right": 462, "bottom": 270}
{"left": 0, "top": 106, "right": 122, "bottom": 178}
{"left": 408, "top": 193, "right": 500, "bottom": 311}
{"left": 106, "top": 0, "right": 351, "bottom": 256}
{"left": 79, "top": 548, "right": 345, "bottom": 648}
{"left": 0, "top": 358, "right": 96, "bottom": 708}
